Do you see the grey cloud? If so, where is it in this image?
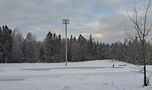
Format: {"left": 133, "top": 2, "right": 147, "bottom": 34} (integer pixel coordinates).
{"left": 72, "top": 13, "right": 131, "bottom": 43}
{"left": 0, "top": 0, "right": 94, "bottom": 26}
{"left": 0, "top": 0, "right": 145, "bottom": 43}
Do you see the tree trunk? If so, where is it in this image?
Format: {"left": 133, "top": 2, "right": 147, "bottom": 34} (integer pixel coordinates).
{"left": 142, "top": 35, "right": 147, "bottom": 86}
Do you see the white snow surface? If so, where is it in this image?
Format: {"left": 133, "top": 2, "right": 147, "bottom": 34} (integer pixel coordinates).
{"left": 0, "top": 60, "right": 152, "bottom": 90}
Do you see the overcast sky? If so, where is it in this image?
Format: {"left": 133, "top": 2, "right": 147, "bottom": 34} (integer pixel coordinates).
{"left": 0, "top": 0, "right": 146, "bottom": 43}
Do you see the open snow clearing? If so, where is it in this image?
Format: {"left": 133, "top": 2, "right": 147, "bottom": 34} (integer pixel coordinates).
{"left": 0, "top": 60, "right": 152, "bottom": 90}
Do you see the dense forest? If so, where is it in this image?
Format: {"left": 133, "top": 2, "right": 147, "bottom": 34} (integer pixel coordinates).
{"left": 0, "top": 25, "right": 152, "bottom": 64}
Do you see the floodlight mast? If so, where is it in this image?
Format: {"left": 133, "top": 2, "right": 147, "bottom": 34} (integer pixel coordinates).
{"left": 63, "top": 19, "right": 69, "bottom": 66}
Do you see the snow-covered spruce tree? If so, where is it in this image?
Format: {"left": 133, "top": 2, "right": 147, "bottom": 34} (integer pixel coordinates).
{"left": 23, "top": 32, "right": 38, "bottom": 63}
{"left": 11, "top": 29, "right": 24, "bottom": 63}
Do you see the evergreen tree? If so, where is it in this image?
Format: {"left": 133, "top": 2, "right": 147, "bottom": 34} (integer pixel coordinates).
{"left": 87, "top": 34, "right": 94, "bottom": 60}
{"left": 44, "top": 32, "right": 53, "bottom": 62}
{"left": 0, "top": 27, "right": 3, "bottom": 63}
{"left": 78, "top": 34, "right": 87, "bottom": 61}
{"left": 23, "top": 32, "right": 38, "bottom": 62}
{"left": 2, "top": 25, "right": 12, "bottom": 63}
{"left": 11, "top": 29, "right": 24, "bottom": 63}
{"left": 0, "top": 25, "right": 152, "bottom": 64}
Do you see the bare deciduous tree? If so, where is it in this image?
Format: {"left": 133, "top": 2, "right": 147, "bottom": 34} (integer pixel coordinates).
{"left": 127, "top": 0, "right": 152, "bottom": 86}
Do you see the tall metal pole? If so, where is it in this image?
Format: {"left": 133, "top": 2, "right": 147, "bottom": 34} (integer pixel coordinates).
{"left": 63, "top": 19, "right": 69, "bottom": 66}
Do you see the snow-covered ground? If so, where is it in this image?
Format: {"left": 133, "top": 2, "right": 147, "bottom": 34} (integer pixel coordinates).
{"left": 0, "top": 60, "right": 152, "bottom": 90}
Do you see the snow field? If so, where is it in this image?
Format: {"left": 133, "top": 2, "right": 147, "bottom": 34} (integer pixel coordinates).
{"left": 0, "top": 60, "right": 152, "bottom": 90}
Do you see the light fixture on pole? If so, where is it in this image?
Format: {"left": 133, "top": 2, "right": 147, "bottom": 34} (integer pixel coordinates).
{"left": 63, "top": 19, "right": 69, "bottom": 66}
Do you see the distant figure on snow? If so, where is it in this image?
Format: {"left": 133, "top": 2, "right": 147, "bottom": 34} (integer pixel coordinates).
{"left": 113, "top": 65, "right": 115, "bottom": 68}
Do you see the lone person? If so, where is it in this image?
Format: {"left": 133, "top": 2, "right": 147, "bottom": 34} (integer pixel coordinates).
{"left": 113, "top": 65, "right": 115, "bottom": 68}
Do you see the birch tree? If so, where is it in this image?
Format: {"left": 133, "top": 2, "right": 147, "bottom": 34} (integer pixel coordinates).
{"left": 128, "top": 0, "right": 152, "bottom": 86}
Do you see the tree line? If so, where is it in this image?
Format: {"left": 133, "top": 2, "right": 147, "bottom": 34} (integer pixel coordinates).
{"left": 0, "top": 25, "right": 152, "bottom": 64}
